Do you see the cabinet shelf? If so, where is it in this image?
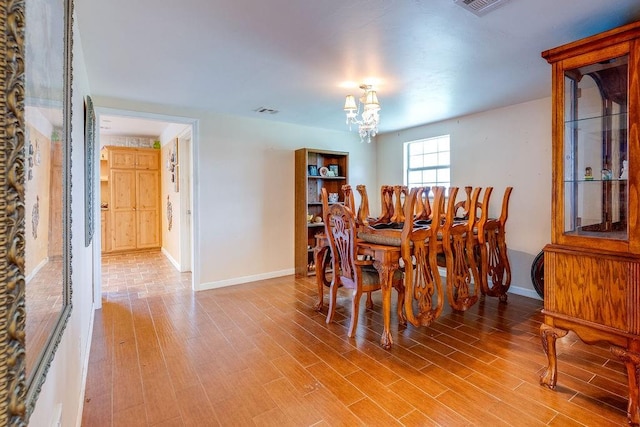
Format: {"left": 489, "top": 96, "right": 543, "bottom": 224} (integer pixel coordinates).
{"left": 564, "top": 111, "right": 627, "bottom": 126}
{"left": 565, "top": 178, "right": 627, "bottom": 183}
{"left": 307, "top": 175, "right": 347, "bottom": 180}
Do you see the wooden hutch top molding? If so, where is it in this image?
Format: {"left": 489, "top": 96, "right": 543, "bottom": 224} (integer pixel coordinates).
{"left": 542, "top": 20, "right": 640, "bottom": 63}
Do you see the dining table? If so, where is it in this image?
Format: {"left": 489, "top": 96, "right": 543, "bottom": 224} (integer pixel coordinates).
{"left": 314, "top": 185, "right": 512, "bottom": 349}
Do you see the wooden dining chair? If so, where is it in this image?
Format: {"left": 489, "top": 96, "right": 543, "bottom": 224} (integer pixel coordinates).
{"left": 476, "top": 186, "right": 513, "bottom": 301}
{"left": 390, "top": 185, "right": 409, "bottom": 223}
{"left": 440, "top": 186, "right": 481, "bottom": 311}
{"left": 400, "top": 186, "right": 446, "bottom": 327}
{"left": 341, "top": 184, "right": 356, "bottom": 213}
{"left": 354, "top": 184, "right": 372, "bottom": 226}
{"left": 453, "top": 186, "right": 473, "bottom": 219}
{"left": 413, "top": 186, "right": 432, "bottom": 221}
{"left": 322, "top": 188, "right": 403, "bottom": 337}
{"left": 337, "top": 184, "right": 374, "bottom": 307}
{"left": 379, "top": 185, "right": 395, "bottom": 223}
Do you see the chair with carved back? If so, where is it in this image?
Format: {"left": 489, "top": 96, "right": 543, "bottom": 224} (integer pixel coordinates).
{"left": 339, "top": 184, "right": 375, "bottom": 308}
{"left": 440, "top": 186, "right": 481, "bottom": 311}
{"left": 322, "top": 188, "right": 404, "bottom": 337}
{"left": 342, "top": 184, "right": 356, "bottom": 214}
{"left": 400, "top": 186, "right": 446, "bottom": 327}
{"left": 413, "top": 186, "right": 432, "bottom": 221}
{"left": 475, "top": 186, "right": 513, "bottom": 302}
{"left": 379, "top": 185, "right": 395, "bottom": 223}
{"left": 453, "top": 186, "right": 473, "bottom": 219}
{"left": 390, "top": 185, "right": 409, "bottom": 223}
{"left": 354, "top": 184, "right": 371, "bottom": 226}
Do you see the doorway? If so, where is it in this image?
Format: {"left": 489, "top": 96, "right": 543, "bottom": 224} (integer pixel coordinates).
{"left": 91, "top": 107, "right": 198, "bottom": 309}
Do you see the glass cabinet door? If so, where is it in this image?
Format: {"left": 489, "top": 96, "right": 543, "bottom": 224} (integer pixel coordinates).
{"left": 563, "top": 54, "right": 628, "bottom": 240}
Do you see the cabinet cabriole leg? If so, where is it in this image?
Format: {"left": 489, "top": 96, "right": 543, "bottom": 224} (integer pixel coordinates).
{"left": 611, "top": 346, "right": 640, "bottom": 426}
{"left": 539, "top": 323, "right": 567, "bottom": 389}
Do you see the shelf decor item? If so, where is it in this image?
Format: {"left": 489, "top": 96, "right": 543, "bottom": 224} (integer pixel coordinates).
{"left": 308, "top": 164, "right": 318, "bottom": 176}
{"left": 328, "top": 164, "right": 339, "bottom": 176}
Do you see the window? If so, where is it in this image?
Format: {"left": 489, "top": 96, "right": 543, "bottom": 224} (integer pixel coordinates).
{"left": 404, "top": 135, "right": 450, "bottom": 190}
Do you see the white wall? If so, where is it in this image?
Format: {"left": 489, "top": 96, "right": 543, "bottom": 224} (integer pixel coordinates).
{"left": 161, "top": 137, "right": 182, "bottom": 269}
{"left": 90, "top": 96, "right": 378, "bottom": 290}
{"left": 376, "top": 97, "right": 553, "bottom": 298}
{"left": 28, "top": 14, "right": 95, "bottom": 427}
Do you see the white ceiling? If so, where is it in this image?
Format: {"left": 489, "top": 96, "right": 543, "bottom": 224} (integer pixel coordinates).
{"left": 98, "top": 114, "right": 173, "bottom": 137}
{"left": 75, "top": 0, "right": 640, "bottom": 136}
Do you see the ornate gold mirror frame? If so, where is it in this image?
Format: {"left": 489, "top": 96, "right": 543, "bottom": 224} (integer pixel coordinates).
{"left": 1, "top": 0, "right": 74, "bottom": 424}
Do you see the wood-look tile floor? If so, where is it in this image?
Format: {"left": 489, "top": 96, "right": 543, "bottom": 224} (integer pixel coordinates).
{"left": 82, "top": 251, "right": 629, "bottom": 426}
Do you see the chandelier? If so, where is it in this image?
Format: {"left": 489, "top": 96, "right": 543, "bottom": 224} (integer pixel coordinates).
{"left": 344, "top": 84, "right": 380, "bottom": 143}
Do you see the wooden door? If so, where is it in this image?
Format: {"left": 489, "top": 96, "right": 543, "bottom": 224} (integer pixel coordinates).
{"left": 110, "top": 169, "right": 137, "bottom": 251}
{"left": 136, "top": 170, "right": 160, "bottom": 248}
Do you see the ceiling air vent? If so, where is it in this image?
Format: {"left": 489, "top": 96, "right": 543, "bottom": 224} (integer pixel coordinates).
{"left": 453, "top": 0, "right": 511, "bottom": 16}
{"left": 254, "top": 107, "right": 279, "bottom": 114}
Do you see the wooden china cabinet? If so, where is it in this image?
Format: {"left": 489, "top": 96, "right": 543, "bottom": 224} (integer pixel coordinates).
{"left": 540, "top": 21, "right": 640, "bottom": 425}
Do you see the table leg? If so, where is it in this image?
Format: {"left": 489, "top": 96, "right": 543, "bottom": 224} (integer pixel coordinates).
{"left": 374, "top": 255, "right": 399, "bottom": 350}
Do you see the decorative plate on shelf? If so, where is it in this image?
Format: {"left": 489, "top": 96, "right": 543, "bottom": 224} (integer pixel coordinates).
{"left": 319, "top": 166, "right": 329, "bottom": 177}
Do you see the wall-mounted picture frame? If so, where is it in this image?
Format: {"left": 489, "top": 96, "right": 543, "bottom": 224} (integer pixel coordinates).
{"left": 174, "top": 165, "right": 180, "bottom": 193}
{"left": 84, "top": 95, "right": 96, "bottom": 247}
{"left": 308, "top": 165, "right": 318, "bottom": 176}
{"left": 167, "top": 138, "right": 179, "bottom": 192}
{"left": 328, "top": 164, "right": 339, "bottom": 176}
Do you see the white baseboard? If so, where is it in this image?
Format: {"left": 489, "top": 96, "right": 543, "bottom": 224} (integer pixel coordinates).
{"left": 75, "top": 302, "right": 96, "bottom": 427}
{"left": 507, "top": 284, "right": 542, "bottom": 301}
{"left": 161, "top": 247, "right": 180, "bottom": 271}
{"left": 198, "top": 268, "right": 295, "bottom": 291}
{"left": 196, "top": 267, "right": 542, "bottom": 302}
{"left": 439, "top": 269, "right": 541, "bottom": 301}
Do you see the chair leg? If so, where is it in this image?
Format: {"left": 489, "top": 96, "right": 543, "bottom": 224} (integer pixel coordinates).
{"left": 365, "top": 291, "right": 373, "bottom": 309}
{"left": 326, "top": 278, "right": 340, "bottom": 325}
{"left": 348, "top": 288, "right": 363, "bottom": 337}
{"left": 394, "top": 279, "right": 406, "bottom": 326}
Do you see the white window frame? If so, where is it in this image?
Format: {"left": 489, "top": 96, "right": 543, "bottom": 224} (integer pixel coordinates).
{"left": 403, "top": 135, "right": 451, "bottom": 191}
